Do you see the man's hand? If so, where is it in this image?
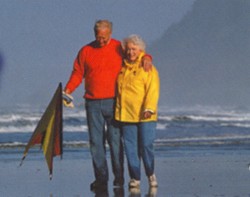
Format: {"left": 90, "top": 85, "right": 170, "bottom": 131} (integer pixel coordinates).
{"left": 62, "top": 91, "right": 74, "bottom": 108}
{"left": 141, "top": 55, "right": 153, "bottom": 72}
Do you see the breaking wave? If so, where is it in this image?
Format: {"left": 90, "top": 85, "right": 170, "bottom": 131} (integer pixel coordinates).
{"left": 1, "top": 105, "right": 250, "bottom": 148}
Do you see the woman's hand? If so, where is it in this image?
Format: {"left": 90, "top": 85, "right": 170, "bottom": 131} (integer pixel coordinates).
{"left": 143, "top": 111, "right": 153, "bottom": 119}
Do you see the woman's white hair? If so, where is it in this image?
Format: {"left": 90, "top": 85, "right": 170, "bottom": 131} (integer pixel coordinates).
{"left": 121, "top": 34, "right": 146, "bottom": 52}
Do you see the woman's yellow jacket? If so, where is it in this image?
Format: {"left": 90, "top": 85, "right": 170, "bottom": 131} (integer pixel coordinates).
{"left": 115, "top": 53, "right": 160, "bottom": 123}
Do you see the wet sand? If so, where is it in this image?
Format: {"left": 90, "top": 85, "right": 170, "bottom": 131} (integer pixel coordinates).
{"left": 1, "top": 148, "right": 250, "bottom": 197}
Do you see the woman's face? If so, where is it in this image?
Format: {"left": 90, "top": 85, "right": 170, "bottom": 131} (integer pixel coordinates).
{"left": 125, "top": 42, "right": 142, "bottom": 62}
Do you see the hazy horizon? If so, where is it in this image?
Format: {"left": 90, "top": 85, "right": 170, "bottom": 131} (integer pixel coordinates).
{"left": 1, "top": 0, "right": 249, "bottom": 111}
{"left": 150, "top": 0, "right": 250, "bottom": 109}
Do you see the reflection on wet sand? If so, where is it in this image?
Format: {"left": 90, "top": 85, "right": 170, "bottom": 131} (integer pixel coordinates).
{"left": 89, "top": 186, "right": 158, "bottom": 197}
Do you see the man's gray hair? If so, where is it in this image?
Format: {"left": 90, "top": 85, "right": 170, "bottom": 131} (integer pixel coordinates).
{"left": 94, "top": 20, "right": 113, "bottom": 33}
{"left": 121, "top": 34, "right": 146, "bottom": 52}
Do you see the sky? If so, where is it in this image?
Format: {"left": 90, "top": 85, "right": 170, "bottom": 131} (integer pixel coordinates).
{"left": 0, "top": 0, "right": 195, "bottom": 108}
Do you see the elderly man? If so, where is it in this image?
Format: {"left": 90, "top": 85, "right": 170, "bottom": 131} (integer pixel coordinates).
{"left": 64, "top": 20, "right": 152, "bottom": 191}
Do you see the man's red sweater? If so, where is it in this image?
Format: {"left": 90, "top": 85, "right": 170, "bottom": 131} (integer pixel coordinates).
{"left": 65, "top": 39, "right": 123, "bottom": 99}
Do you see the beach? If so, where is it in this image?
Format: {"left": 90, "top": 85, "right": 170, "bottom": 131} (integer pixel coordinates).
{"left": 1, "top": 105, "right": 250, "bottom": 196}
{"left": 1, "top": 147, "right": 250, "bottom": 197}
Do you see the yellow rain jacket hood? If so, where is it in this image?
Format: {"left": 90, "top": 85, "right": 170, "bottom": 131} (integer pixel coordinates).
{"left": 115, "top": 52, "right": 160, "bottom": 122}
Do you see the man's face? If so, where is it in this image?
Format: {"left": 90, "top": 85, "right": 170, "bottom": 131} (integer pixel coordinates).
{"left": 95, "top": 28, "right": 111, "bottom": 47}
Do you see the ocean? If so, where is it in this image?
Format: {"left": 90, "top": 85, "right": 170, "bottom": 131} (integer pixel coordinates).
{"left": 1, "top": 104, "right": 250, "bottom": 156}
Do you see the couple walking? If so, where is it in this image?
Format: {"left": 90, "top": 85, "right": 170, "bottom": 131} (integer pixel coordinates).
{"left": 63, "top": 20, "right": 160, "bottom": 191}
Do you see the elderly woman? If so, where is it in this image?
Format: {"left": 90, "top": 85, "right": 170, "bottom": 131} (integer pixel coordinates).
{"left": 115, "top": 34, "right": 160, "bottom": 189}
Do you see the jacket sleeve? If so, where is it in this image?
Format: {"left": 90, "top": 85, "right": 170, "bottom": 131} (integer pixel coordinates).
{"left": 65, "top": 49, "right": 85, "bottom": 93}
{"left": 143, "top": 66, "right": 160, "bottom": 113}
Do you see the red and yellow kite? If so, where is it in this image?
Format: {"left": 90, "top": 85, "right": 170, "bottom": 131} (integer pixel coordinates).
{"left": 20, "top": 83, "right": 63, "bottom": 180}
